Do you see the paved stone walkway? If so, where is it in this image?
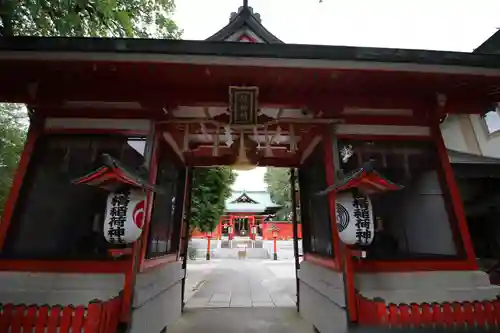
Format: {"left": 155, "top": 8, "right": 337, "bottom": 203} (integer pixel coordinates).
{"left": 177, "top": 260, "right": 466, "bottom": 332}
{"left": 169, "top": 308, "right": 315, "bottom": 333}
{"left": 185, "top": 259, "right": 297, "bottom": 309}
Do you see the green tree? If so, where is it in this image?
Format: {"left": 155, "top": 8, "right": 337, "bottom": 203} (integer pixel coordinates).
{"left": 0, "top": 0, "right": 181, "bottom": 38}
{"left": 0, "top": 104, "right": 27, "bottom": 216}
{"left": 190, "top": 167, "right": 236, "bottom": 234}
{"left": 264, "top": 168, "right": 293, "bottom": 221}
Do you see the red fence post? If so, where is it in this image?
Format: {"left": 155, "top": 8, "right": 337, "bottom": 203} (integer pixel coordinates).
{"left": 462, "top": 301, "right": 475, "bottom": 328}
{"left": 493, "top": 299, "right": 500, "bottom": 327}
{"left": 388, "top": 304, "right": 400, "bottom": 327}
{"left": 410, "top": 303, "right": 421, "bottom": 327}
{"left": 11, "top": 304, "right": 26, "bottom": 333}
{"left": 47, "top": 305, "right": 62, "bottom": 333}
{"left": 431, "top": 303, "right": 445, "bottom": 327}
{"left": 420, "top": 303, "right": 433, "bottom": 327}
{"left": 0, "top": 303, "right": 14, "bottom": 332}
{"left": 83, "top": 301, "right": 103, "bottom": 333}
{"left": 398, "top": 304, "right": 411, "bottom": 325}
{"left": 60, "top": 306, "right": 74, "bottom": 333}
{"left": 441, "top": 303, "right": 454, "bottom": 328}
{"left": 35, "top": 306, "right": 49, "bottom": 333}
{"left": 23, "top": 305, "right": 38, "bottom": 332}
{"left": 72, "top": 305, "right": 87, "bottom": 332}
{"left": 373, "top": 298, "right": 387, "bottom": 325}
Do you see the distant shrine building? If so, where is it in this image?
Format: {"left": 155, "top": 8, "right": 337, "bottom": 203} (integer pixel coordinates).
{"left": 3, "top": 1, "right": 500, "bottom": 332}
{"left": 191, "top": 189, "right": 302, "bottom": 241}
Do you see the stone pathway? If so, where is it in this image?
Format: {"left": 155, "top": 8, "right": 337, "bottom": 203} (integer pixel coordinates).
{"left": 185, "top": 259, "right": 297, "bottom": 309}
{"left": 169, "top": 308, "right": 314, "bottom": 333}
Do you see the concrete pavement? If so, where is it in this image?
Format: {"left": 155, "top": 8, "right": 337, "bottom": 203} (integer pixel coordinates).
{"left": 171, "top": 259, "right": 312, "bottom": 333}
{"left": 169, "top": 307, "right": 315, "bottom": 333}
{"left": 174, "top": 260, "right": 471, "bottom": 332}
{"left": 184, "top": 259, "right": 297, "bottom": 309}
{"left": 183, "top": 260, "right": 216, "bottom": 303}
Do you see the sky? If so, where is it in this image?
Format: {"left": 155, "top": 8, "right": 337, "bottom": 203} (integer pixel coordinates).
{"left": 173, "top": 0, "right": 500, "bottom": 190}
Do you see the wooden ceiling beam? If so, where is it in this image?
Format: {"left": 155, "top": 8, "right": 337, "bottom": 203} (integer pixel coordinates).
{"left": 1, "top": 79, "right": 459, "bottom": 112}
{"left": 185, "top": 155, "right": 298, "bottom": 168}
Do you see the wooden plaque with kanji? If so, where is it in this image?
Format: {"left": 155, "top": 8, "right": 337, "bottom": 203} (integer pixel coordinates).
{"left": 229, "top": 86, "right": 258, "bottom": 125}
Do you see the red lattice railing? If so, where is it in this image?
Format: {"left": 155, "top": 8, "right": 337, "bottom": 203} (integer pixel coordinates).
{"left": 0, "top": 296, "right": 121, "bottom": 333}
{"left": 357, "top": 294, "right": 500, "bottom": 329}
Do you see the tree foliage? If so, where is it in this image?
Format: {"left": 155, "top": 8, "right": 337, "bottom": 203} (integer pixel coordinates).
{"left": 0, "top": 104, "right": 27, "bottom": 217}
{"left": 264, "top": 168, "right": 292, "bottom": 221}
{"left": 190, "top": 167, "right": 236, "bottom": 233}
{"left": 0, "top": 0, "right": 182, "bottom": 38}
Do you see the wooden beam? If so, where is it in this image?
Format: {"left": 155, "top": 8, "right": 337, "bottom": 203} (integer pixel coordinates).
{"left": 300, "top": 135, "right": 322, "bottom": 164}
{"left": 163, "top": 132, "right": 185, "bottom": 163}
{"left": 4, "top": 80, "right": 485, "bottom": 114}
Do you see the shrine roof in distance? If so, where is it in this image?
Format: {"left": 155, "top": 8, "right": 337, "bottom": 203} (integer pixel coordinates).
{"left": 225, "top": 190, "right": 282, "bottom": 214}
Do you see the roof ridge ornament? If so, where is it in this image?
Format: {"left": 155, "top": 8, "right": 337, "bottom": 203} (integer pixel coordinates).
{"left": 229, "top": 0, "right": 262, "bottom": 23}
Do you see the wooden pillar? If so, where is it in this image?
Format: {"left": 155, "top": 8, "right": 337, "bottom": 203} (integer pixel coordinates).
{"left": 0, "top": 124, "right": 41, "bottom": 248}
{"left": 250, "top": 216, "right": 255, "bottom": 240}
{"left": 217, "top": 216, "right": 223, "bottom": 240}
{"left": 181, "top": 167, "right": 194, "bottom": 312}
{"left": 323, "top": 126, "right": 357, "bottom": 324}
{"left": 229, "top": 215, "right": 234, "bottom": 240}
{"left": 290, "top": 168, "right": 300, "bottom": 312}
{"left": 431, "top": 122, "right": 477, "bottom": 268}
{"left": 206, "top": 233, "right": 211, "bottom": 260}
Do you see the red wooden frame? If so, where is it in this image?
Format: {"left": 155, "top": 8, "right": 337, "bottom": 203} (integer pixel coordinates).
{"left": 322, "top": 127, "right": 358, "bottom": 322}
{"left": 138, "top": 129, "right": 185, "bottom": 272}
{"left": 335, "top": 130, "right": 476, "bottom": 272}
{"left": 177, "top": 168, "right": 193, "bottom": 260}
{"left": 3, "top": 61, "right": 496, "bottom": 113}
{"left": 141, "top": 254, "right": 177, "bottom": 272}
{"left": 0, "top": 126, "right": 151, "bottom": 274}
{"left": 322, "top": 129, "right": 342, "bottom": 270}
{"left": 303, "top": 253, "right": 338, "bottom": 270}
{"left": 430, "top": 123, "right": 478, "bottom": 268}
{"left": 0, "top": 124, "right": 41, "bottom": 249}
{"left": 138, "top": 129, "right": 162, "bottom": 272}
{"left": 335, "top": 134, "right": 431, "bottom": 141}
{"left": 43, "top": 128, "right": 149, "bottom": 136}
{"left": 0, "top": 260, "right": 128, "bottom": 273}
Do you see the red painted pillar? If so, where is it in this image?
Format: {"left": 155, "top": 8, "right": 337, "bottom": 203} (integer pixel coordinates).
{"left": 217, "top": 216, "right": 223, "bottom": 240}
{"left": 431, "top": 122, "right": 477, "bottom": 268}
{"left": 250, "top": 216, "right": 255, "bottom": 240}
{"left": 273, "top": 235, "right": 278, "bottom": 260}
{"left": 206, "top": 233, "right": 211, "bottom": 260}
{"left": 229, "top": 215, "right": 234, "bottom": 240}
{"left": 323, "top": 127, "right": 357, "bottom": 323}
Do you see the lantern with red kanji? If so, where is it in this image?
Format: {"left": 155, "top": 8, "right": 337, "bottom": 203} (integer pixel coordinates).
{"left": 72, "top": 153, "right": 156, "bottom": 245}
{"left": 316, "top": 160, "right": 403, "bottom": 248}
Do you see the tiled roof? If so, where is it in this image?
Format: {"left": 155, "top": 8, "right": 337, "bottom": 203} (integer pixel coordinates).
{"left": 206, "top": 4, "right": 282, "bottom": 43}
{"left": 225, "top": 190, "right": 281, "bottom": 213}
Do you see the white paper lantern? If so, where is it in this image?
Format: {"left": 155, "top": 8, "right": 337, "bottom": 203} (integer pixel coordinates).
{"left": 336, "top": 191, "right": 375, "bottom": 246}
{"left": 103, "top": 189, "right": 146, "bottom": 244}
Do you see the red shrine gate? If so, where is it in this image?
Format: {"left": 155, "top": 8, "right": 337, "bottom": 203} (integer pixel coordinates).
{"left": 1, "top": 3, "right": 500, "bottom": 333}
